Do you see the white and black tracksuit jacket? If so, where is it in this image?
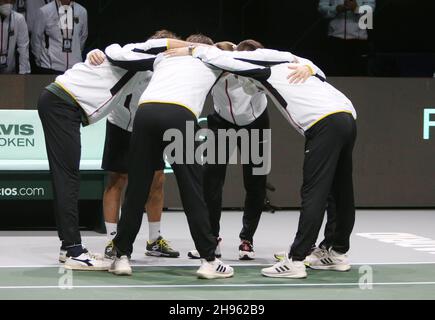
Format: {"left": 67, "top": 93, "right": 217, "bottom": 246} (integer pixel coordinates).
{"left": 53, "top": 38, "right": 168, "bottom": 125}
{"left": 192, "top": 46, "right": 356, "bottom": 135}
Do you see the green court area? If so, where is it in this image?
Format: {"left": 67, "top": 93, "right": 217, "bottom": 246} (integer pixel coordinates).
{"left": 0, "top": 264, "right": 434, "bottom": 300}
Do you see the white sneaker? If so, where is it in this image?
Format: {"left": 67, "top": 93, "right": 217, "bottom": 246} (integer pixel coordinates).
{"left": 109, "top": 256, "right": 132, "bottom": 276}
{"left": 274, "top": 248, "right": 330, "bottom": 266}
{"left": 196, "top": 258, "right": 234, "bottom": 279}
{"left": 187, "top": 250, "right": 200, "bottom": 259}
{"left": 304, "top": 247, "right": 330, "bottom": 267}
{"left": 59, "top": 249, "right": 67, "bottom": 263}
{"left": 59, "top": 247, "right": 104, "bottom": 263}
{"left": 261, "top": 256, "right": 307, "bottom": 279}
{"left": 273, "top": 251, "right": 286, "bottom": 262}
{"left": 188, "top": 238, "right": 222, "bottom": 259}
{"left": 239, "top": 240, "right": 255, "bottom": 260}
{"left": 308, "top": 249, "right": 351, "bottom": 272}
{"left": 64, "top": 253, "right": 111, "bottom": 271}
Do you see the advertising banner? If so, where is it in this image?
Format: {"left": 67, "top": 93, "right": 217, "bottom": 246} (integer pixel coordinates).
{"left": 0, "top": 110, "right": 106, "bottom": 171}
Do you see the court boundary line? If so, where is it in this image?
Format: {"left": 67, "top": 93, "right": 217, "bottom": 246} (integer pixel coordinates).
{"left": 1, "top": 281, "right": 435, "bottom": 290}
{"left": 1, "top": 261, "right": 435, "bottom": 269}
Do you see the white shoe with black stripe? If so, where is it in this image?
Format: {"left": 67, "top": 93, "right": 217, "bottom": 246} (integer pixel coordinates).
{"left": 304, "top": 247, "right": 330, "bottom": 267}
{"left": 308, "top": 249, "right": 351, "bottom": 272}
{"left": 64, "top": 253, "right": 111, "bottom": 271}
{"left": 196, "top": 258, "right": 234, "bottom": 279}
{"left": 59, "top": 245, "right": 104, "bottom": 263}
{"left": 261, "top": 257, "right": 307, "bottom": 279}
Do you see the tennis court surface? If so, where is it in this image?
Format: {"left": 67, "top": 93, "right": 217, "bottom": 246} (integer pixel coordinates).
{"left": 1, "top": 210, "right": 434, "bottom": 300}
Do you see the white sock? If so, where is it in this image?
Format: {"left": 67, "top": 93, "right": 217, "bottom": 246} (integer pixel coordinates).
{"left": 148, "top": 222, "right": 161, "bottom": 242}
{"left": 105, "top": 222, "right": 117, "bottom": 241}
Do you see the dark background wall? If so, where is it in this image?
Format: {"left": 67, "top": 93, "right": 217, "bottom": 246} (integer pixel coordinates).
{"left": 165, "top": 77, "right": 435, "bottom": 208}
{"left": 1, "top": 1, "right": 434, "bottom": 229}
{"left": 2, "top": 76, "right": 435, "bottom": 208}
{"left": 78, "top": 0, "right": 435, "bottom": 76}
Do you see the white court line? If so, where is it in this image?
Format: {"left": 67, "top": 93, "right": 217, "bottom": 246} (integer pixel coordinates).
{"left": 1, "top": 261, "right": 435, "bottom": 269}
{"left": 1, "top": 282, "right": 435, "bottom": 290}
{"left": 351, "top": 261, "right": 435, "bottom": 266}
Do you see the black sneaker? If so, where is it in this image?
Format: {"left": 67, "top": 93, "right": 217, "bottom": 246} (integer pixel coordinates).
{"left": 146, "top": 236, "right": 180, "bottom": 258}
{"left": 239, "top": 240, "right": 255, "bottom": 260}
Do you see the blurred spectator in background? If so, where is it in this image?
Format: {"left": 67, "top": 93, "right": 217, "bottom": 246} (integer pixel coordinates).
{"left": 0, "top": 0, "right": 30, "bottom": 74}
{"left": 319, "top": 0, "right": 376, "bottom": 76}
{"left": 31, "top": 0, "right": 87, "bottom": 74}
{"left": 14, "top": 0, "right": 53, "bottom": 35}
{"left": 14, "top": 1, "right": 53, "bottom": 75}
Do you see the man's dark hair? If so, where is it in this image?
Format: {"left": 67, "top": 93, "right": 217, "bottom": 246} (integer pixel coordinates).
{"left": 149, "top": 29, "right": 179, "bottom": 40}
{"left": 215, "top": 41, "right": 235, "bottom": 51}
{"left": 236, "top": 39, "right": 264, "bottom": 51}
{"left": 186, "top": 34, "right": 214, "bottom": 45}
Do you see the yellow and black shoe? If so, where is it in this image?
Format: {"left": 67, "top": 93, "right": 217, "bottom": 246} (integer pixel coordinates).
{"left": 146, "top": 236, "right": 180, "bottom": 258}
{"left": 105, "top": 241, "right": 131, "bottom": 260}
{"left": 104, "top": 241, "right": 116, "bottom": 259}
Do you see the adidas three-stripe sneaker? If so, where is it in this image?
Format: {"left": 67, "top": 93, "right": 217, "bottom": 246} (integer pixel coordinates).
{"left": 196, "top": 258, "right": 234, "bottom": 279}
{"left": 261, "top": 256, "right": 307, "bottom": 279}
{"left": 307, "top": 249, "right": 351, "bottom": 272}
{"left": 304, "top": 246, "right": 329, "bottom": 267}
